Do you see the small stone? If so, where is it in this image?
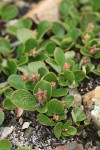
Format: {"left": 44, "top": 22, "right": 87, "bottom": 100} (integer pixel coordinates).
{"left": 0, "top": 126, "right": 15, "bottom": 140}
{"left": 22, "top": 122, "right": 30, "bottom": 130}
{"left": 24, "top": 127, "right": 34, "bottom": 139}
{"left": 19, "top": 118, "right": 23, "bottom": 125}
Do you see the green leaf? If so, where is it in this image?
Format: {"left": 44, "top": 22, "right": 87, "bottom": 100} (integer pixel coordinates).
{"left": 17, "top": 44, "right": 25, "bottom": 58}
{"left": 50, "top": 35, "right": 61, "bottom": 46}
{"left": 11, "top": 89, "right": 36, "bottom": 111}
{"left": 25, "top": 38, "right": 38, "bottom": 53}
{"left": 4, "top": 88, "right": 13, "bottom": 98}
{"left": 36, "top": 105, "right": 47, "bottom": 113}
{"left": 0, "top": 139, "right": 11, "bottom": 150}
{"left": 46, "top": 58, "right": 61, "bottom": 73}
{"left": 25, "top": 81, "right": 35, "bottom": 91}
{"left": 92, "top": 0, "right": 100, "bottom": 11}
{"left": 38, "top": 67, "right": 49, "bottom": 77}
{"left": 0, "top": 109, "right": 4, "bottom": 126}
{"left": 7, "top": 25, "right": 17, "bottom": 35}
{"left": 92, "top": 69, "right": 100, "bottom": 75}
{"left": 37, "top": 114, "right": 55, "bottom": 126}
{"left": 65, "top": 51, "right": 76, "bottom": 59}
{"left": 37, "top": 21, "right": 52, "bottom": 39}
{"left": 28, "top": 61, "right": 47, "bottom": 73}
{"left": 1, "top": 4, "right": 18, "bottom": 20}
{"left": 17, "top": 28, "right": 35, "bottom": 43}
{"left": 54, "top": 48, "right": 65, "bottom": 67}
{"left": 59, "top": 70, "right": 74, "bottom": 86}
{"left": 18, "top": 54, "right": 28, "bottom": 66}
{"left": 80, "top": 48, "right": 92, "bottom": 57}
{"left": 94, "top": 51, "right": 100, "bottom": 59}
{"left": 63, "top": 120, "right": 72, "bottom": 129}
{"left": 45, "top": 41, "right": 56, "bottom": 56}
{"left": 67, "top": 126, "right": 77, "bottom": 136}
{"left": 52, "top": 88, "right": 68, "bottom": 97}
{"left": 16, "top": 19, "right": 32, "bottom": 29}
{"left": 0, "top": 38, "right": 11, "bottom": 56}
{"left": 60, "top": 0, "right": 72, "bottom": 17}
{"left": 63, "top": 95, "right": 74, "bottom": 108}
{"left": 52, "top": 22, "right": 65, "bottom": 36}
{"left": 60, "top": 37, "right": 73, "bottom": 49}
{"left": 47, "top": 99, "right": 64, "bottom": 115}
{"left": 74, "top": 70, "right": 85, "bottom": 83}
{"left": 42, "top": 72, "right": 57, "bottom": 82}
{"left": 7, "top": 59, "right": 17, "bottom": 74}
{"left": 54, "top": 122, "right": 63, "bottom": 139}
{"left": 72, "top": 108, "right": 86, "bottom": 122}
{"left": 34, "top": 80, "right": 52, "bottom": 101}
{"left": 3, "top": 98, "right": 16, "bottom": 110}
{"left": 68, "top": 28, "right": 80, "bottom": 40}
{"left": 8, "top": 75, "right": 25, "bottom": 89}
{"left": 62, "top": 120, "right": 73, "bottom": 137}
{"left": 58, "top": 113, "right": 67, "bottom": 121}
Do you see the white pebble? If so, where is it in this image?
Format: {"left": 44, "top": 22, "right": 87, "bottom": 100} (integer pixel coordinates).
{"left": 22, "top": 122, "right": 30, "bottom": 130}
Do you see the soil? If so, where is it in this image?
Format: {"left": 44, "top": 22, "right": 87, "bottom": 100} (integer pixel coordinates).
{"left": 0, "top": 0, "right": 100, "bottom": 150}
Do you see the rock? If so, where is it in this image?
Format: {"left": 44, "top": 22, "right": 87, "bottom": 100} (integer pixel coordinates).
{"left": 69, "top": 88, "right": 82, "bottom": 107}
{"left": 23, "top": 0, "right": 61, "bottom": 23}
{"left": 0, "top": 126, "right": 15, "bottom": 140}
{"left": 83, "top": 86, "right": 100, "bottom": 129}
{"left": 82, "top": 89, "right": 95, "bottom": 109}
{"left": 55, "top": 145, "right": 67, "bottom": 150}
{"left": 19, "top": 118, "right": 23, "bottom": 125}
{"left": 66, "top": 141, "right": 84, "bottom": 150}
{"left": 22, "top": 122, "right": 30, "bottom": 130}
{"left": 55, "top": 142, "right": 84, "bottom": 150}
{"left": 24, "top": 127, "right": 34, "bottom": 139}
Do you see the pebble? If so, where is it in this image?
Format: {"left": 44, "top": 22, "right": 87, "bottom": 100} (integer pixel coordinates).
{"left": 22, "top": 122, "right": 30, "bottom": 129}
{"left": 19, "top": 118, "right": 23, "bottom": 125}
{"left": 0, "top": 126, "right": 15, "bottom": 140}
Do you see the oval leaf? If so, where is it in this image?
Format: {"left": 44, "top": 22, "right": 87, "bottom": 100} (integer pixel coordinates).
{"left": 72, "top": 108, "right": 86, "bottom": 122}
{"left": 0, "top": 139, "right": 11, "bottom": 150}
{"left": 11, "top": 89, "right": 36, "bottom": 111}
{"left": 0, "top": 109, "right": 4, "bottom": 126}
{"left": 34, "top": 80, "right": 52, "bottom": 101}
{"left": 37, "top": 21, "right": 52, "bottom": 39}
{"left": 47, "top": 99, "right": 64, "bottom": 115}
{"left": 54, "top": 122, "right": 63, "bottom": 139}
{"left": 37, "top": 113, "right": 55, "bottom": 126}
{"left": 8, "top": 75, "right": 25, "bottom": 89}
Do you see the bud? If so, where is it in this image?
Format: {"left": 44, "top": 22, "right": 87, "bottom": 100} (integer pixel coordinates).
{"left": 21, "top": 74, "right": 29, "bottom": 81}
{"left": 61, "top": 100, "right": 67, "bottom": 105}
{"left": 51, "top": 82, "right": 56, "bottom": 87}
{"left": 52, "top": 114, "right": 59, "bottom": 121}
{"left": 29, "top": 49, "right": 38, "bottom": 57}
{"left": 82, "top": 57, "right": 90, "bottom": 67}
{"left": 34, "top": 88, "right": 47, "bottom": 105}
{"left": 87, "top": 23, "right": 94, "bottom": 32}
{"left": 83, "top": 33, "right": 90, "bottom": 40}
{"left": 63, "top": 62, "right": 70, "bottom": 70}
{"left": 89, "top": 45, "right": 100, "bottom": 54}
{"left": 30, "top": 74, "right": 40, "bottom": 83}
